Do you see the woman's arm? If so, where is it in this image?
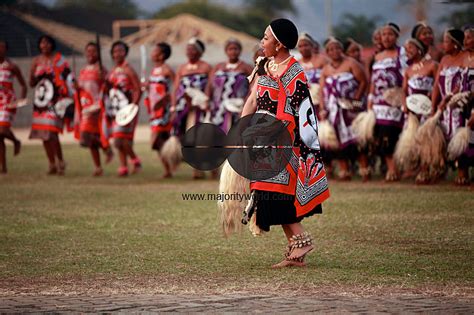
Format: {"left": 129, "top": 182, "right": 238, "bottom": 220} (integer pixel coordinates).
{"left": 127, "top": 65, "right": 142, "bottom": 104}
{"left": 318, "top": 68, "right": 328, "bottom": 120}
{"left": 401, "top": 69, "right": 409, "bottom": 113}
{"left": 240, "top": 79, "right": 258, "bottom": 117}
{"left": 351, "top": 59, "right": 367, "bottom": 101}
{"left": 29, "top": 57, "right": 38, "bottom": 88}
{"left": 12, "top": 63, "right": 27, "bottom": 99}
{"left": 431, "top": 64, "right": 441, "bottom": 115}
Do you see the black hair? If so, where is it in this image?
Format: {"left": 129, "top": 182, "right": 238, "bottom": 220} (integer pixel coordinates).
{"left": 225, "top": 38, "right": 242, "bottom": 50}
{"left": 446, "top": 29, "right": 465, "bottom": 48}
{"left": 110, "top": 40, "right": 129, "bottom": 57}
{"left": 343, "top": 40, "right": 351, "bottom": 53}
{"left": 157, "top": 42, "right": 171, "bottom": 60}
{"left": 85, "top": 41, "right": 99, "bottom": 50}
{"left": 38, "top": 34, "right": 56, "bottom": 52}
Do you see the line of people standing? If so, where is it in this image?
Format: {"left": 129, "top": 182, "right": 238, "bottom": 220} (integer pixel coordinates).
{"left": 0, "top": 35, "right": 253, "bottom": 179}
{"left": 301, "top": 23, "right": 473, "bottom": 185}
{"left": 1, "top": 23, "right": 473, "bottom": 184}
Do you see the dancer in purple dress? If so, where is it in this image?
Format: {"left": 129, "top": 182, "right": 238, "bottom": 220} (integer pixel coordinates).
{"left": 462, "top": 26, "right": 474, "bottom": 180}
{"left": 207, "top": 38, "right": 252, "bottom": 133}
{"left": 171, "top": 37, "right": 212, "bottom": 179}
{"left": 320, "top": 37, "right": 368, "bottom": 181}
{"left": 402, "top": 38, "right": 438, "bottom": 184}
{"left": 368, "top": 23, "right": 408, "bottom": 181}
{"left": 433, "top": 29, "right": 469, "bottom": 185}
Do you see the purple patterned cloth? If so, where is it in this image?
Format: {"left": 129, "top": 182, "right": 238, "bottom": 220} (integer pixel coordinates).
{"left": 304, "top": 67, "right": 322, "bottom": 84}
{"left": 173, "top": 73, "right": 208, "bottom": 136}
{"left": 210, "top": 70, "right": 249, "bottom": 132}
{"left": 371, "top": 47, "right": 407, "bottom": 127}
{"left": 438, "top": 66, "right": 468, "bottom": 140}
{"left": 323, "top": 72, "right": 363, "bottom": 148}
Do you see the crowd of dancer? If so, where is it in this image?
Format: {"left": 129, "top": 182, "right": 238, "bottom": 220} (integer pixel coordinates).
{"left": 0, "top": 21, "right": 473, "bottom": 185}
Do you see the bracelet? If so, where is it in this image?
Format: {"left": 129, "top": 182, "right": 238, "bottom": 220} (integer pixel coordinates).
{"left": 368, "top": 94, "right": 374, "bottom": 102}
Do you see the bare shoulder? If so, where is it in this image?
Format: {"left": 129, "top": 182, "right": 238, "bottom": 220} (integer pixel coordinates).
{"left": 162, "top": 63, "right": 175, "bottom": 76}
{"left": 314, "top": 54, "right": 329, "bottom": 67}
{"left": 242, "top": 62, "right": 254, "bottom": 75}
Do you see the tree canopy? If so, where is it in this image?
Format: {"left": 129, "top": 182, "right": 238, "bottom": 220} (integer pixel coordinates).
{"left": 333, "top": 13, "right": 381, "bottom": 46}
{"left": 153, "top": 0, "right": 295, "bottom": 38}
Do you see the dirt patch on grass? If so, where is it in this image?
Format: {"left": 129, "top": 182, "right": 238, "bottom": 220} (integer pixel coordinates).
{"left": 1, "top": 275, "right": 472, "bottom": 298}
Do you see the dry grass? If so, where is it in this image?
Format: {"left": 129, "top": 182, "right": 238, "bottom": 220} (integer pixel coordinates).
{"left": 0, "top": 143, "right": 473, "bottom": 296}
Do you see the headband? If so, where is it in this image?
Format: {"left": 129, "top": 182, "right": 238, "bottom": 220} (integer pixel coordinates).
{"left": 445, "top": 29, "right": 463, "bottom": 48}
{"left": 325, "top": 36, "right": 343, "bottom": 49}
{"left": 384, "top": 23, "right": 400, "bottom": 37}
{"left": 188, "top": 37, "right": 205, "bottom": 54}
{"left": 298, "top": 32, "right": 315, "bottom": 47}
{"left": 405, "top": 38, "right": 426, "bottom": 56}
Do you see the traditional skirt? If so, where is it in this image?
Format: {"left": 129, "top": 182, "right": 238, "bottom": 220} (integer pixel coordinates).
{"left": 80, "top": 131, "right": 101, "bottom": 148}
{"left": 29, "top": 129, "right": 59, "bottom": 141}
{"left": 151, "top": 131, "right": 170, "bottom": 151}
{"left": 0, "top": 108, "right": 15, "bottom": 128}
{"left": 254, "top": 190, "right": 323, "bottom": 232}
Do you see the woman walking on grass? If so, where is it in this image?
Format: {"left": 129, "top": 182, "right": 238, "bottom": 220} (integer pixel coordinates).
{"left": 105, "top": 41, "right": 142, "bottom": 177}
{"left": 241, "top": 18, "right": 330, "bottom": 268}
{"left": 144, "top": 42, "right": 175, "bottom": 178}
{"left": 74, "top": 42, "right": 113, "bottom": 177}
{"left": 0, "top": 39, "right": 26, "bottom": 174}
{"left": 29, "top": 35, "right": 73, "bottom": 175}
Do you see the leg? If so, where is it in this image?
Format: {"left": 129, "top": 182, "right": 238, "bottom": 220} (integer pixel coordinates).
{"left": 384, "top": 155, "right": 399, "bottom": 182}
{"left": 415, "top": 164, "right": 430, "bottom": 185}
{"left": 287, "top": 222, "right": 314, "bottom": 260}
{"left": 358, "top": 153, "right": 370, "bottom": 182}
{"left": 159, "top": 154, "right": 172, "bottom": 178}
{"left": 103, "top": 146, "right": 114, "bottom": 164}
{"left": 0, "top": 138, "right": 6, "bottom": 173}
{"left": 455, "top": 167, "right": 470, "bottom": 186}
{"left": 338, "top": 159, "right": 351, "bottom": 181}
{"left": 53, "top": 136, "right": 66, "bottom": 175}
{"left": 43, "top": 140, "right": 57, "bottom": 174}
{"left": 114, "top": 139, "right": 128, "bottom": 176}
{"left": 90, "top": 146, "right": 103, "bottom": 176}
{"left": 1, "top": 128, "right": 21, "bottom": 156}
{"left": 123, "top": 140, "right": 141, "bottom": 174}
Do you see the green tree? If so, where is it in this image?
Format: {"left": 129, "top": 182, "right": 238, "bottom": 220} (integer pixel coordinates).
{"left": 246, "top": 0, "right": 297, "bottom": 17}
{"left": 333, "top": 13, "right": 381, "bottom": 46}
{"left": 439, "top": 3, "right": 474, "bottom": 29}
{"left": 54, "top": 0, "right": 139, "bottom": 19}
{"left": 153, "top": 0, "right": 294, "bottom": 38}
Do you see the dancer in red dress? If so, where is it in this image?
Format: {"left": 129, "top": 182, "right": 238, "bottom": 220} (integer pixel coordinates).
{"left": 74, "top": 42, "right": 113, "bottom": 176}
{"left": 0, "top": 39, "right": 27, "bottom": 173}
{"left": 29, "top": 35, "right": 73, "bottom": 175}
{"left": 144, "top": 42, "right": 175, "bottom": 178}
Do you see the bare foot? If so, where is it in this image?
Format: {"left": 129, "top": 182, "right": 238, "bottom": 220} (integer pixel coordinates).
{"left": 162, "top": 172, "right": 172, "bottom": 179}
{"left": 271, "top": 259, "right": 306, "bottom": 269}
{"left": 131, "top": 158, "right": 142, "bottom": 174}
{"left": 105, "top": 149, "right": 114, "bottom": 164}
{"left": 47, "top": 165, "right": 57, "bottom": 175}
{"left": 57, "top": 161, "right": 66, "bottom": 176}
{"left": 93, "top": 168, "right": 103, "bottom": 177}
